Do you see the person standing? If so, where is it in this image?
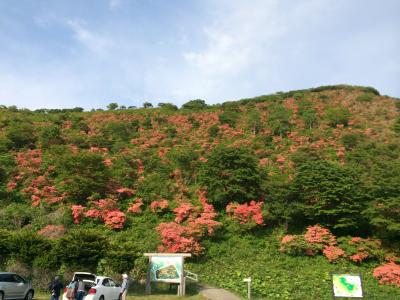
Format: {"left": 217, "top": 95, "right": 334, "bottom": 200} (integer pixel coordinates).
{"left": 48, "top": 276, "right": 63, "bottom": 300}
{"left": 76, "top": 279, "right": 85, "bottom": 300}
{"left": 120, "top": 274, "right": 129, "bottom": 300}
{"left": 66, "top": 280, "right": 76, "bottom": 300}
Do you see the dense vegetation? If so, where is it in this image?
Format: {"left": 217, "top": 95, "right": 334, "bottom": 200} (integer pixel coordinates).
{"left": 0, "top": 85, "right": 399, "bottom": 298}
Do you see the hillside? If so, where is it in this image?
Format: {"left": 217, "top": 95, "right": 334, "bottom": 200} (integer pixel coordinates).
{"left": 0, "top": 85, "right": 399, "bottom": 299}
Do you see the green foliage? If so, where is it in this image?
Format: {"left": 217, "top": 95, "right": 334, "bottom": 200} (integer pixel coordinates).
{"left": 394, "top": 117, "right": 400, "bottom": 133}
{"left": 98, "top": 237, "right": 140, "bottom": 274}
{"left": 5, "top": 122, "right": 36, "bottom": 149}
{"left": 0, "top": 136, "right": 13, "bottom": 152}
{"left": 207, "top": 124, "right": 219, "bottom": 137}
{"left": 0, "top": 229, "right": 12, "bottom": 265}
{"left": 325, "top": 105, "right": 350, "bottom": 127}
{"left": 199, "top": 146, "right": 262, "bottom": 208}
{"left": 107, "top": 102, "right": 119, "bottom": 110}
{"left": 38, "top": 125, "right": 63, "bottom": 148}
{"left": 158, "top": 102, "right": 178, "bottom": 111}
{"left": 267, "top": 103, "right": 292, "bottom": 136}
{"left": 143, "top": 102, "right": 153, "bottom": 108}
{"left": 55, "top": 228, "right": 109, "bottom": 271}
{"left": 298, "top": 100, "right": 318, "bottom": 129}
{"left": 247, "top": 109, "right": 262, "bottom": 134}
{"left": 0, "top": 203, "right": 33, "bottom": 230}
{"left": 181, "top": 99, "right": 207, "bottom": 110}
{"left": 218, "top": 110, "right": 239, "bottom": 127}
{"left": 357, "top": 93, "right": 374, "bottom": 102}
{"left": 9, "top": 230, "right": 51, "bottom": 267}
{"left": 289, "top": 160, "right": 367, "bottom": 233}
{"left": 365, "top": 197, "right": 400, "bottom": 240}
{"left": 55, "top": 152, "right": 110, "bottom": 201}
{"left": 188, "top": 231, "right": 399, "bottom": 300}
{"left": 342, "top": 133, "right": 364, "bottom": 150}
{"left": 102, "top": 121, "right": 138, "bottom": 142}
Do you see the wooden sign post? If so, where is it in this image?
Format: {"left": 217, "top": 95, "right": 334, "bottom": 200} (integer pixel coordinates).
{"left": 144, "top": 253, "right": 191, "bottom": 296}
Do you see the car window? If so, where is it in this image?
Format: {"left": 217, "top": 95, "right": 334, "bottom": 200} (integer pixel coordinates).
{"left": 0, "top": 274, "right": 11, "bottom": 282}
{"left": 108, "top": 279, "right": 116, "bottom": 287}
{"left": 102, "top": 279, "right": 110, "bottom": 287}
{"left": 0, "top": 274, "right": 19, "bottom": 283}
{"left": 13, "top": 275, "right": 25, "bottom": 283}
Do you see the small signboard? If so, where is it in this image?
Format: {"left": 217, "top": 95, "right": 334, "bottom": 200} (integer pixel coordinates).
{"left": 149, "top": 255, "right": 183, "bottom": 283}
{"left": 331, "top": 273, "right": 363, "bottom": 298}
{"left": 144, "top": 253, "right": 191, "bottom": 296}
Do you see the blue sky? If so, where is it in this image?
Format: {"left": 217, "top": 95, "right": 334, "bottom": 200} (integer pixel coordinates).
{"left": 0, "top": 0, "right": 399, "bottom": 110}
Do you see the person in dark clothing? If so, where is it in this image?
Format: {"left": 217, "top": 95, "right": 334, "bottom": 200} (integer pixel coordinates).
{"left": 48, "top": 276, "right": 64, "bottom": 300}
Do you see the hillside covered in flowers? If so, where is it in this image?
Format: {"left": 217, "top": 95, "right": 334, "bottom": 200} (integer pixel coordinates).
{"left": 0, "top": 85, "right": 399, "bottom": 298}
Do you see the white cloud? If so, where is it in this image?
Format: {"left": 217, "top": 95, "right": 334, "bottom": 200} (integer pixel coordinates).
{"left": 166, "top": 0, "right": 330, "bottom": 103}
{"left": 66, "top": 19, "right": 113, "bottom": 56}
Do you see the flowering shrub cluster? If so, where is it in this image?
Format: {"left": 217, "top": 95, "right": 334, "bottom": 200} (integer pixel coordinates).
{"left": 127, "top": 198, "right": 144, "bottom": 214}
{"left": 71, "top": 198, "right": 126, "bottom": 229}
{"left": 343, "top": 237, "right": 384, "bottom": 263}
{"left": 226, "top": 201, "right": 264, "bottom": 225}
{"left": 156, "top": 192, "right": 221, "bottom": 255}
{"left": 37, "top": 225, "right": 65, "bottom": 239}
{"left": 150, "top": 199, "right": 169, "bottom": 213}
{"left": 280, "top": 225, "right": 344, "bottom": 261}
{"left": 280, "top": 225, "right": 389, "bottom": 267}
{"left": 373, "top": 262, "right": 400, "bottom": 287}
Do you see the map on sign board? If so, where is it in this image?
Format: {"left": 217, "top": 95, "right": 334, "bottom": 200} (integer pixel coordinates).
{"left": 150, "top": 256, "right": 183, "bottom": 283}
{"left": 332, "top": 274, "right": 363, "bottom": 298}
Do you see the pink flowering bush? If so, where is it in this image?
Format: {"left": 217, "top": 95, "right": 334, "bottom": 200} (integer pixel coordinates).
{"left": 103, "top": 210, "right": 126, "bottom": 229}
{"left": 279, "top": 234, "right": 313, "bottom": 256}
{"left": 150, "top": 199, "right": 169, "bottom": 213}
{"left": 338, "top": 236, "right": 384, "bottom": 263}
{"left": 156, "top": 222, "right": 203, "bottom": 255}
{"left": 280, "top": 225, "right": 345, "bottom": 262}
{"left": 304, "top": 225, "right": 336, "bottom": 247}
{"left": 226, "top": 201, "right": 264, "bottom": 226}
{"left": 173, "top": 203, "right": 195, "bottom": 223}
{"left": 156, "top": 192, "right": 221, "bottom": 255}
{"left": 38, "top": 225, "right": 65, "bottom": 239}
{"left": 323, "top": 246, "right": 346, "bottom": 262}
{"left": 71, "top": 205, "right": 85, "bottom": 224}
{"left": 127, "top": 198, "right": 144, "bottom": 214}
{"left": 280, "top": 226, "right": 390, "bottom": 265}
{"left": 373, "top": 262, "right": 400, "bottom": 287}
{"left": 70, "top": 197, "right": 127, "bottom": 229}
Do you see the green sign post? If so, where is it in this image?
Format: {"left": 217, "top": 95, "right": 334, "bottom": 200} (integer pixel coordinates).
{"left": 331, "top": 273, "right": 363, "bottom": 298}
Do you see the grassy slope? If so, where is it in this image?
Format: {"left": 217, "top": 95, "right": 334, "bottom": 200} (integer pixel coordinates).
{"left": 187, "top": 229, "right": 400, "bottom": 299}
{"left": 1, "top": 85, "right": 399, "bottom": 299}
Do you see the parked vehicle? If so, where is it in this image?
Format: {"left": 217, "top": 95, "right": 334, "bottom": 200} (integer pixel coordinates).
{"left": 0, "top": 272, "right": 34, "bottom": 300}
{"left": 62, "top": 273, "right": 121, "bottom": 300}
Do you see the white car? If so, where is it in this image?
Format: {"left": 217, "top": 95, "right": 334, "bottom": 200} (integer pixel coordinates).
{"left": 62, "top": 272, "right": 121, "bottom": 300}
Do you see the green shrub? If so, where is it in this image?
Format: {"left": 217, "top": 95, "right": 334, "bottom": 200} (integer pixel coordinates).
{"left": 9, "top": 230, "right": 51, "bottom": 267}
{"left": 55, "top": 228, "right": 109, "bottom": 271}
{"left": 218, "top": 110, "right": 239, "bottom": 127}
{"left": 357, "top": 93, "right": 374, "bottom": 102}
{"left": 207, "top": 124, "right": 219, "bottom": 137}
{"left": 325, "top": 106, "right": 350, "bottom": 127}
{"left": 181, "top": 99, "right": 208, "bottom": 110}
{"left": 289, "top": 160, "right": 368, "bottom": 233}
{"left": 342, "top": 133, "right": 364, "bottom": 149}
{"left": 199, "top": 146, "right": 262, "bottom": 208}
{"left": 5, "top": 122, "right": 36, "bottom": 149}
